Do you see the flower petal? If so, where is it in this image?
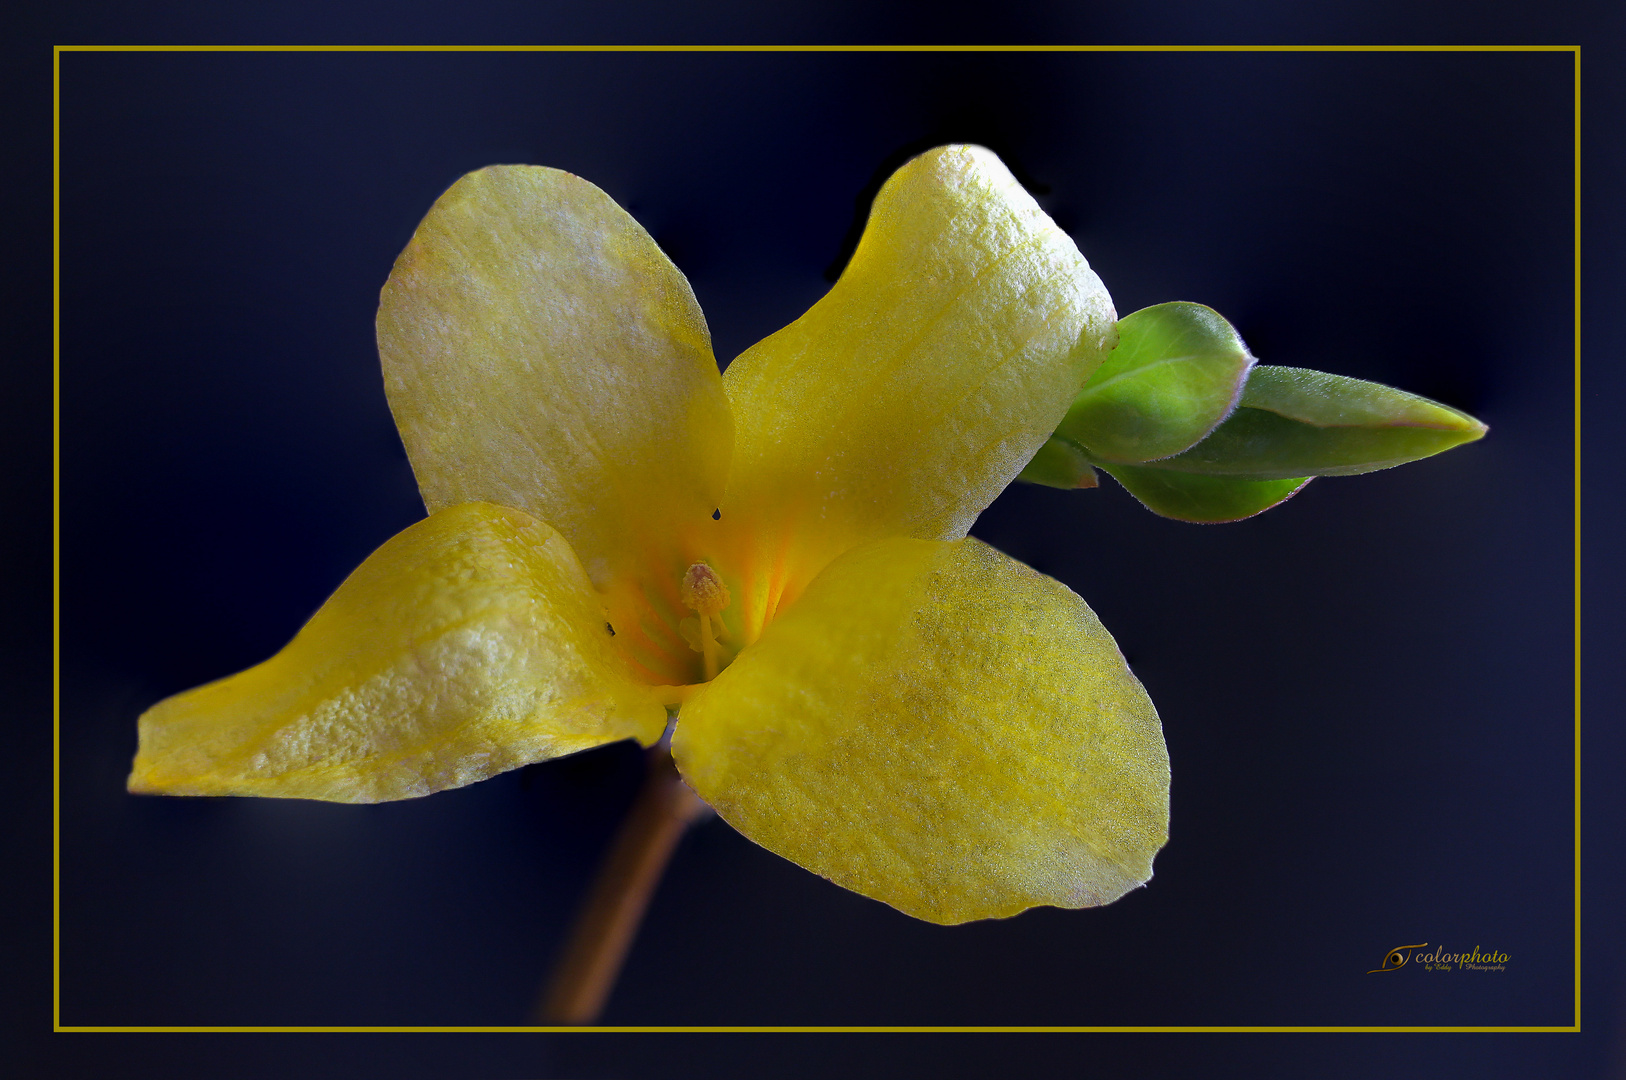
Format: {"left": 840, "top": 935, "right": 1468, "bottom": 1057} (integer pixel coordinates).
{"left": 129, "top": 503, "right": 667, "bottom": 803}
{"left": 672, "top": 536, "right": 1169, "bottom": 924}
{"left": 716, "top": 146, "right": 1116, "bottom": 634}
{"left": 376, "top": 166, "right": 732, "bottom": 593}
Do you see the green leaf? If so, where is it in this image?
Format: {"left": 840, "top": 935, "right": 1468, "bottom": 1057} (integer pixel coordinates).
{"left": 1016, "top": 436, "right": 1099, "bottom": 489}
{"left": 1150, "top": 366, "right": 1489, "bottom": 480}
{"left": 1101, "top": 463, "right": 1312, "bottom": 523}
{"left": 1055, "top": 302, "right": 1254, "bottom": 464}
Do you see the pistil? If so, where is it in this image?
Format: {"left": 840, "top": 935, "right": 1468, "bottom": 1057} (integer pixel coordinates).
{"left": 678, "top": 562, "right": 731, "bottom": 682}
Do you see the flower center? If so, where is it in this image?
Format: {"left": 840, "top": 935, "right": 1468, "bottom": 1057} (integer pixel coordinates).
{"left": 679, "top": 562, "right": 731, "bottom": 681}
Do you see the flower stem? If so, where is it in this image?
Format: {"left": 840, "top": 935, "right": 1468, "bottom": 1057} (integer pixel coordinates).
{"left": 535, "top": 742, "right": 708, "bottom": 1025}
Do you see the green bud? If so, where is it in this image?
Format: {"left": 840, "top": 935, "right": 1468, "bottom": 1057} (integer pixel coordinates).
{"left": 1055, "top": 302, "right": 1254, "bottom": 464}
{"left": 1152, "top": 366, "right": 1489, "bottom": 479}
{"left": 1100, "top": 463, "right": 1312, "bottom": 523}
{"left": 1017, "top": 436, "right": 1099, "bottom": 489}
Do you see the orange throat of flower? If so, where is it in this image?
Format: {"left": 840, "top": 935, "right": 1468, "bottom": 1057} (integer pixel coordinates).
{"left": 593, "top": 509, "right": 833, "bottom": 702}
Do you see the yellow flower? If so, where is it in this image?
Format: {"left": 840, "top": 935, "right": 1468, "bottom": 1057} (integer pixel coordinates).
{"left": 128, "top": 146, "right": 1170, "bottom": 925}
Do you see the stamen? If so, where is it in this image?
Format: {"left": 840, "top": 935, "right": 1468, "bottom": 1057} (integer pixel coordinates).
{"left": 679, "top": 562, "right": 731, "bottom": 681}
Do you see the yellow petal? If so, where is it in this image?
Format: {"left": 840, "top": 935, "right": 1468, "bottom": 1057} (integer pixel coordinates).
{"left": 129, "top": 503, "right": 666, "bottom": 803}
{"left": 673, "top": 537, "right": 1168, "bottom": 924}
{"left": 376, "top": 166, "right": 733, "bottom": 598}
{"left": 716, "top": 145, "right": 1116, "bottom": 637}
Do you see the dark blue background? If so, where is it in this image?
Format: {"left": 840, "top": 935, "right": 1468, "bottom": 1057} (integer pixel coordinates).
{"left": 13, "top": 3, "right": 1625, "bottom": 1079}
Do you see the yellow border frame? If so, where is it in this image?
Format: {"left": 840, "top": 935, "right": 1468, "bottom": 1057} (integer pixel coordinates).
{"left": 54, "top": 42, "right": 1586, "bottom": 1040}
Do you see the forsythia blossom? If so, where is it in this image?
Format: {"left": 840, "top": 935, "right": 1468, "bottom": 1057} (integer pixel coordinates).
{"left": 130, "top": 146, "right": 1170, "bottom": 924}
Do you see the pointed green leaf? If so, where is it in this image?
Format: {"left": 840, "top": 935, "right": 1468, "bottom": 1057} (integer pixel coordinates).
{"left": 1102, "top": 463, "right": 1313, "bottom": 523}
{"left": 1151, "top": 366, "right": 1489, "bottom": 479}
{"left": 1016, "top": 436, "right": 1099, "bottom": 489}
{"left": 1055, "top": 302, "right": 1255, "bottom": 464}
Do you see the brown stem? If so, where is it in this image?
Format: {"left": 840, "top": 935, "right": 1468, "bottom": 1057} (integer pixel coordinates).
{"left": 535, "top": 743, "right": 708, "bottom": 1025}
